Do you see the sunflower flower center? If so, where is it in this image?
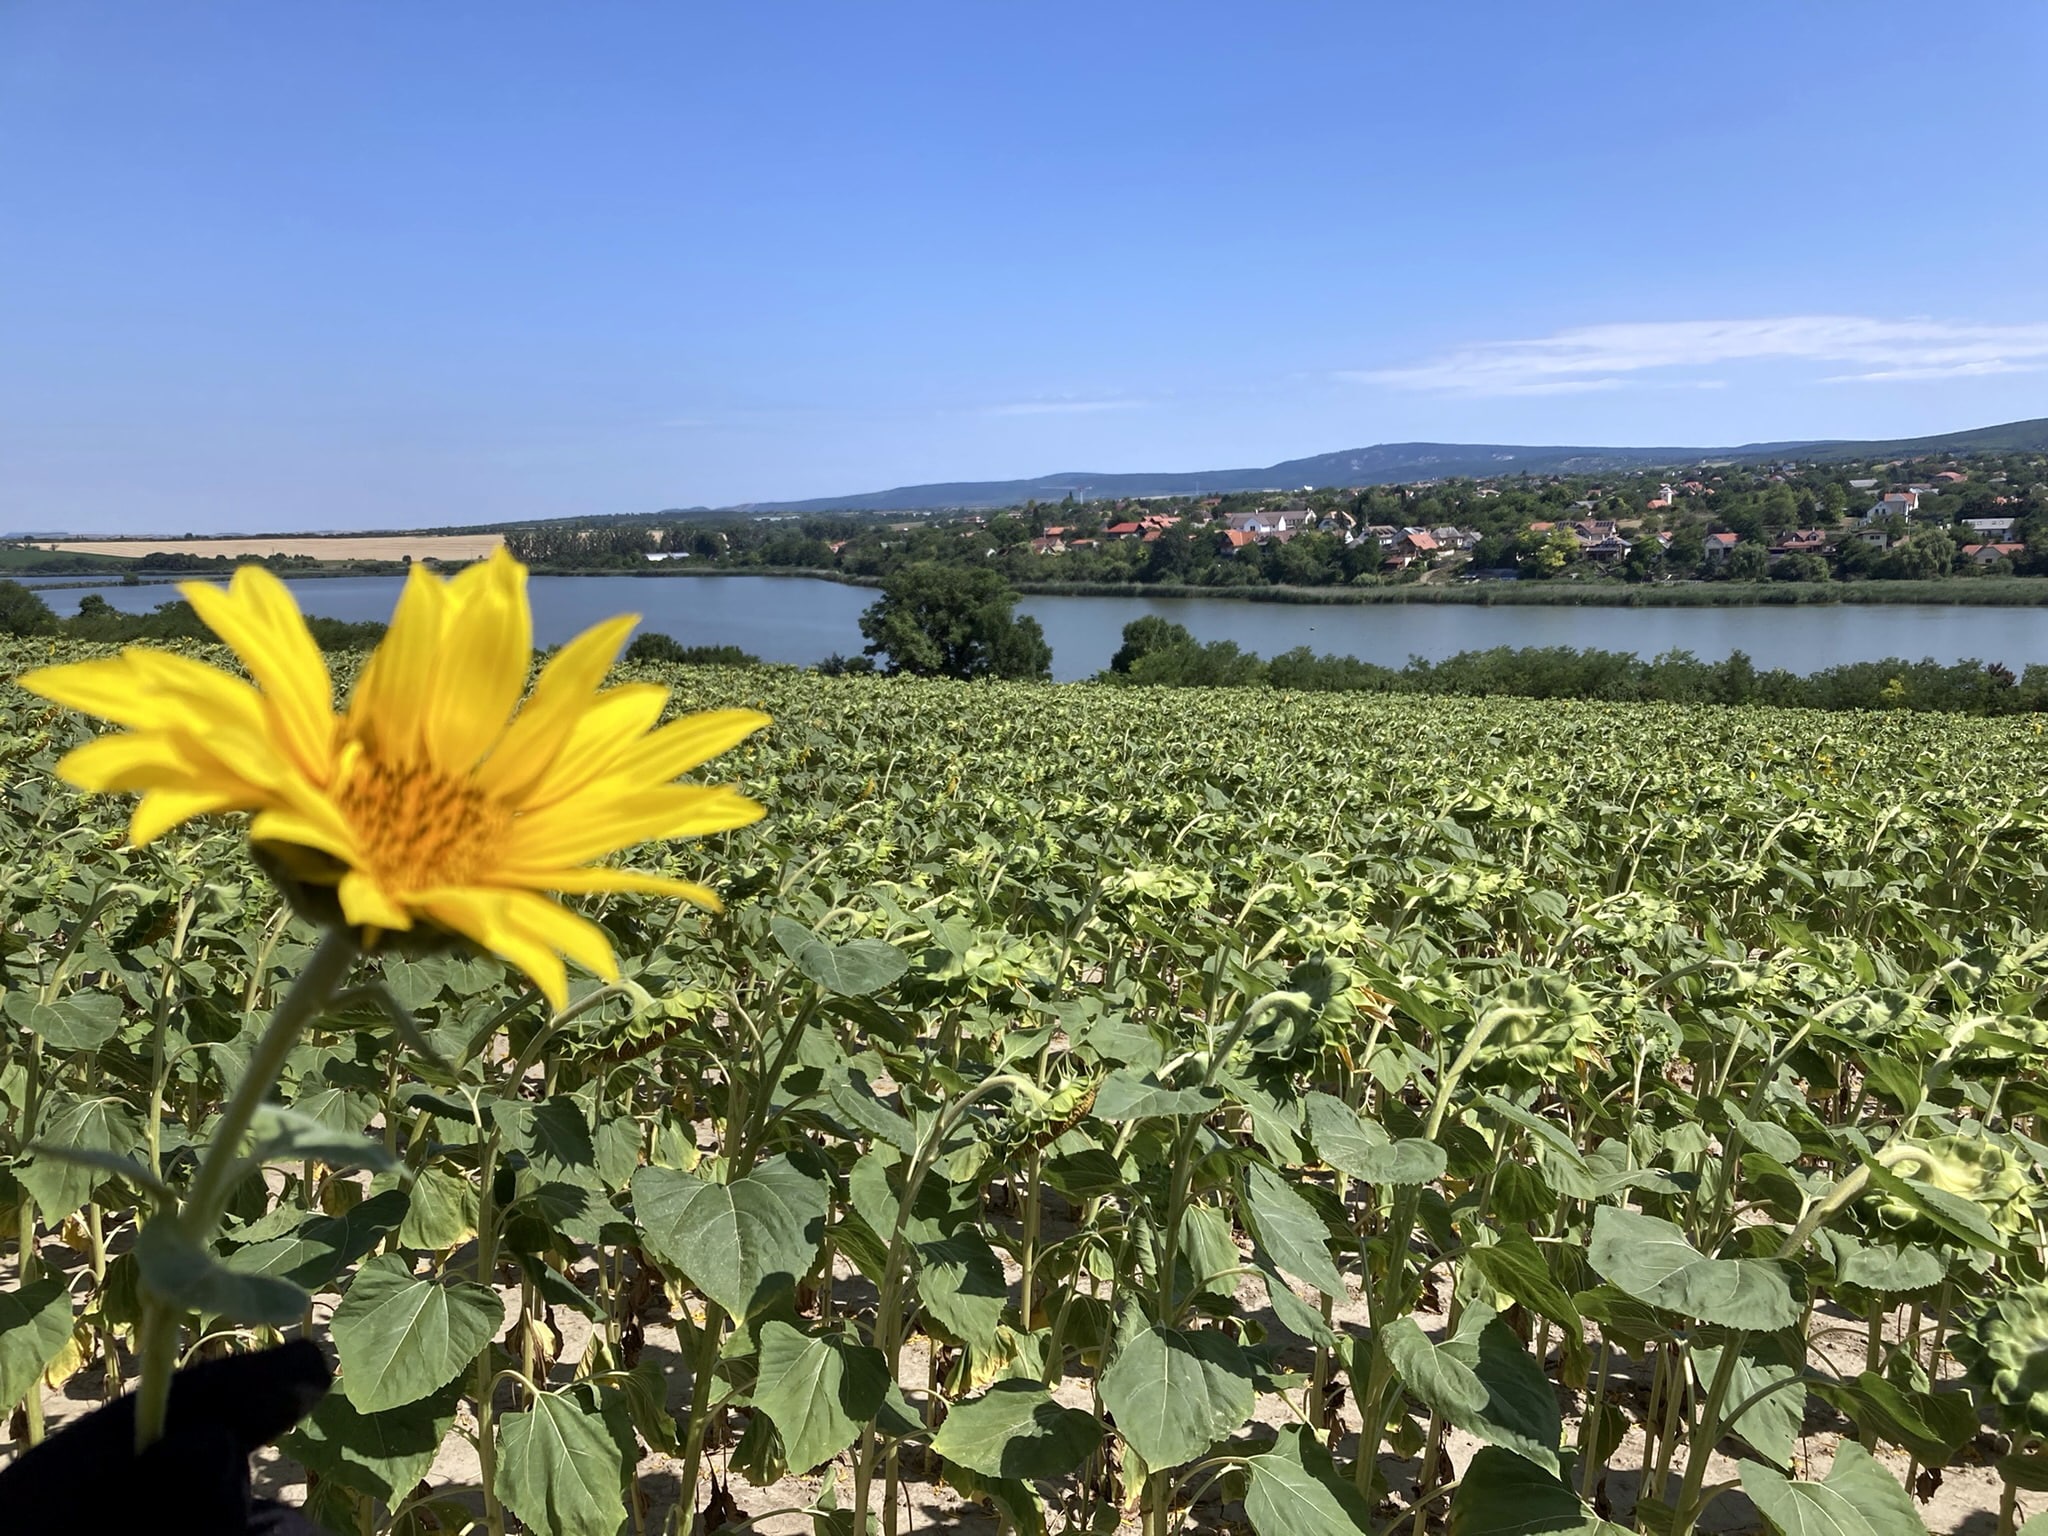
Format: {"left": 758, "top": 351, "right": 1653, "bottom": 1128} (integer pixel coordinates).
{"left": 337, "top": 749, "right": 512, "bottom": 894}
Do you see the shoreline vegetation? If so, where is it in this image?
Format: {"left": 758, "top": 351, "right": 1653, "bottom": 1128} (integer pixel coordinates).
{"left": 8, "top": 565, "right": 2048, "bottom": 715}
{"left": 803, "top": 568, "right": 2048, "bottom": 716}
{"left": 25, "top": 560, "right": 2048, "bottom": 608}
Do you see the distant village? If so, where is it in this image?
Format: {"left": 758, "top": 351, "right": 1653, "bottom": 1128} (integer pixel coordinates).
{"left": 999, "top": 472, "right": 2029, "bottom": 576}
{"left": 505, "top": 447, "right": 2048, "bottom": 590}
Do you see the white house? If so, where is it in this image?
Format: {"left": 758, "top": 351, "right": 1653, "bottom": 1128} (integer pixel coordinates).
{"left": 1861, "top": 491, "right": 1919, "bottom": 522}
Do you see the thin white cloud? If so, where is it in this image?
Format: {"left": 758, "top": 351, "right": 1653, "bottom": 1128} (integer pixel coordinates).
{"left": 1824, "top": 359, "right": 2040, "bottom": 383}
{"left": 981, "top": 398, "right": 1149, "bottom": 417}
{"left": 1500, "top": 377, "right": 1627, "bottom": 395}
{"left": 1347, "top": 316, "right": 2048, "bottom": 395}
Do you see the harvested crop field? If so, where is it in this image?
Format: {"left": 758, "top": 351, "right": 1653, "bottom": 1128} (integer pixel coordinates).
{"left": 35, "top": 532, "right": 503, "bottom": 562}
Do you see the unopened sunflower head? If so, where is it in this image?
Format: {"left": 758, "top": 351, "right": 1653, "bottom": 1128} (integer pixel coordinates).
{"left": 20, "top": 550, "right": 768, "bottom": 1009}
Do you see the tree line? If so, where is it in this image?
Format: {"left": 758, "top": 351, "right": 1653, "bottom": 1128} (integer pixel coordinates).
{"left": 1101, "top": 617, "right": 2048, "bottom": 714}
{"left": 13, "top": 566, "right": 2046, "bottom": 717}
{"left": 499, "top": 446, "right": 2048, "bottom": 591}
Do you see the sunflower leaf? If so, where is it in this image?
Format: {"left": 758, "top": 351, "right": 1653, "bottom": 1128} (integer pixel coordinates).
{"left": 493, "top": 1388, "right": 635, "bottom": 1536}
{"left": 633, "top": 1155, "right": 829, "bottom": 1320}
{"left": 0, "top": 1276, "right": 76, "bottom": 1419}
{"left": 330, "top": 1253, "right": 504, "bottom": 1412}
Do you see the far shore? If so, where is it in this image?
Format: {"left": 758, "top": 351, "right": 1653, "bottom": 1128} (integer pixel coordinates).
{"left": 18, "top": 557, "right": 2048, "bottom": 609}
{"left": 35, "top": 532, "right": 505, "bottom": 562}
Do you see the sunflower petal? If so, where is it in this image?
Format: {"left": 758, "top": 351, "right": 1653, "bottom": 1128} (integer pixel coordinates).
{"left": 129, "top": 787, "right": 240, "bottom": 847}
{"left": 23, "top": 651, "right": 263, "bottom": 738}
{"left": 599, "top": 708, "right": 772, "bottom": 787}
{"left": 339, "top": 872, "right": 414, "bottom": 931}
{"left": 348, "top": 564, "right": 448, "bottom": 762}
{"left": 249, "top": 805, "right": 362, "bottom": 866}
{"left": 516, "top": 685, "right": 672, "bottom": 810}
{"left": 179, "top": 568, "right": 335, "bottom": 780}
{"left": 417, "top": 887, "right": 569, "bottom": 1012}
{"left": 473, "top": 613, "right": 639, "bottom": 802}
{"left": 424, "top": 549, "right": 531, "bottom": 776}
{"left": 501, "top": 865, "right": 722, "bottom": 909}
{"left": 57, "top": 733, "right": 202, "bottom": 793}
{"left": 495, "top": 890, "right": 621, "bottom": 984}
{"left": 506, "top": 785, "right": 764, "bottom": 868}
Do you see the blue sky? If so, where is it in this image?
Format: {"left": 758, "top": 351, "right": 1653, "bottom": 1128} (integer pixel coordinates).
{"left": 4, "top": 4, "right": 2045, "bottom": 532}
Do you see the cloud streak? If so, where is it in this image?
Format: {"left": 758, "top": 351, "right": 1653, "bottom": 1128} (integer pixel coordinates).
{"left": 981, "top": 398, "right": 1149, "bottom": 417}
{"left": 1348, "top": 316, "right": 2048, "bottom": 394}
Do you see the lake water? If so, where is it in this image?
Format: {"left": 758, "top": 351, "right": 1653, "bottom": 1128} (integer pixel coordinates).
{"left": 30, "top": 573, "right": 2048, "bottom": 682}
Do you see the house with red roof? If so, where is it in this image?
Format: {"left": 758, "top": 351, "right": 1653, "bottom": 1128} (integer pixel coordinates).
{"left": 1962, "top": 542, "right": 2026, "bottom": 566}
{"left": 1394, "top": 529, "right": 1440, "bottom": 561}
{"left": 1767, "top": 530, "right": 1829, "bottom": 559}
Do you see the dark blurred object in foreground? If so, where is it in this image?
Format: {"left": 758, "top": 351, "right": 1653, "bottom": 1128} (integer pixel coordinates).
{"left": 0, "top": 1339, "right": 331, "bottom": 1535}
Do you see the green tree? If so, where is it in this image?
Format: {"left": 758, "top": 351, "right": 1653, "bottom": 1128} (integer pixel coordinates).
{"left": 1724, "top": 542, "right": 1769, "bottom": 581}
{"left": 1123, "top": 637, "right": 1266, "bottom": 687}
{"left": 1879, "top": 529, "right": 1957, "bottom": 580}
{"left": 0, "top": 580, "right": 57, "bottom": 637}
{"left": 1467, "top": 532, "right": 1517, "bottom": 570}
{"left": 1523, "top": 529, "right": 1581, "bottom": 578}
{"left": 1261, "top": 532, "right": 1341, "bottom": 586}
{"left": 1109, "top": 616, "right": 1194, "bottom": 674}
{"left": 986, "top": 514, "right": 1030, "bottom": 550}
{"left": 626, "top": 633, "right": 761, "bottom": 666}
{"left": 858, "top": 563, "right": 1052, "bottom": 680}
{"left": 1664, "top": 524, "right": 1706, "bottom": 577}
{"left": 1770, "top": 552, "right": 1831, "bottom": 583}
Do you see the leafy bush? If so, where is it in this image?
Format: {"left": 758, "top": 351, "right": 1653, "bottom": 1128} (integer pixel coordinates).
{"left": 625, "top": 631, "right": 761, "bottom": 666}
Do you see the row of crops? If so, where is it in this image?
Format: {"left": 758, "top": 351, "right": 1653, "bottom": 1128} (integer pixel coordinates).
{"left": 4, "top": 638, "right": 2048, "bottom": 1535}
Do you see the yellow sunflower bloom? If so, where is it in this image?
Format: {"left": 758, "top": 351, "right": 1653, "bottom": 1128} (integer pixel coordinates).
{"left": 20, "top": 550, "right": 767, "bottom": 1008}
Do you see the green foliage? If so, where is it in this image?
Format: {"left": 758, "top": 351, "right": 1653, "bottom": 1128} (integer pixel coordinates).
{"left": 1741, "top": 1442, "right": 1928, "bottom": 1536}
{"left": 623, "top": 631, "right": 761, "bottom": 666}
{"left": 0, "top": 581, "right": 58, "bottom": 637}
{"left": 492, "top": 1389, "right": 635, "bottom": 1536}
{"left": 4, "top": 648, "right": 2046, "bottom": 1534}
{"left": 752, "top": 1321, "right": 890, "bottom": 1473}
{"left": 632, "top": 1157, "right": 829, "bottom": 1320}
{"left": 0, "top": 1277, "right": 77, "bottom": 1418}
{"left": 1956, "top": 1283, "right": 2048, "bottom": 1437}
{"left": 929, "top": 1380, "right": 1101, "bottom": 1480}
{"left": 1589, "top": 1207, "right": 1802, "bottom": 1330}
{"left": 1243, "top": 1427, "right": 1379, "bottom": 1536}
{"left": 1108, "top": 637, "right": 2048, "bottom": 716}
{"left": 857, "top": 562, "right": 1051, "bottom": 679}
{"left": 329, "top": 1255, "right": 505, "bottom": 1411}
{"left": 1096, "top": 1319, "right": 1255, "bottom": 1467}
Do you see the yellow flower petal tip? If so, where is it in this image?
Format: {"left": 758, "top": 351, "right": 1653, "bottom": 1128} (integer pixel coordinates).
{"left": 31, "top": 556, "right": 766, "bottom": 1006}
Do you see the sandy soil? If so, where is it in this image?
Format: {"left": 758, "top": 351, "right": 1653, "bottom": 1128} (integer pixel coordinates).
{"left": 34, "top": 534, "right": 504, "bottom": 563}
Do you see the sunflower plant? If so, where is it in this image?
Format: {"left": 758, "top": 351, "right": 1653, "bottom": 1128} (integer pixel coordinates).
{"left": 7, "top": 639, "right": 2048, "bottom": 1536}
{"left": 19, "top": 551, "right": 766, "bottom": 1450}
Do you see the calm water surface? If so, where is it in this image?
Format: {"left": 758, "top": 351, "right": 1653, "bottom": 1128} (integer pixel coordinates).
{"left": 35, "top": 574, "right": 2048, "bottom": 682}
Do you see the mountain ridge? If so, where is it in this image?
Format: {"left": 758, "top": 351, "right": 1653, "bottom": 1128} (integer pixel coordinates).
{"left": 726, "top": 416, "right": 2048, "bottom": 513}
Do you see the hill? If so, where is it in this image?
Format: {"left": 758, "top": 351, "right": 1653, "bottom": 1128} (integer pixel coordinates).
{"left": 729, "top": 416, "right": 2048, "bottom": 513}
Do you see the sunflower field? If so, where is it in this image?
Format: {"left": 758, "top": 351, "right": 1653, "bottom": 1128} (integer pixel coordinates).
{"left": 5, "top": 615, "right": 2048, "bottom": 1536}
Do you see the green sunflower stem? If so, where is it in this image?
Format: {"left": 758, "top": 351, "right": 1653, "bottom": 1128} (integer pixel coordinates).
{"left": 132, "top": 924, "right": 359, "bottom": 1453}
